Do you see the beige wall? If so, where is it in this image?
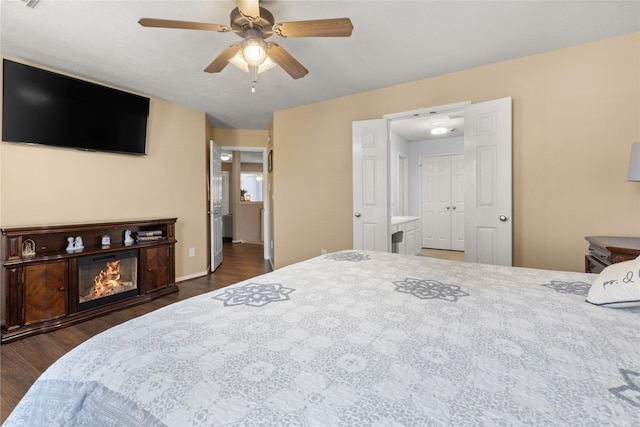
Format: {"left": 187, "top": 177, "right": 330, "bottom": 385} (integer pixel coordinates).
{"left": 0, "top": 58, "right": 209, "bottom": 286}
{"left": 273, "top": 33, "right": 640, "bottom": 272}
{"left": 212, "top": 128, "right": 269, "bottom": 148}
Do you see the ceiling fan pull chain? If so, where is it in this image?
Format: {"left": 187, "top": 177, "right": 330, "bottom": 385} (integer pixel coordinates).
{"left": 251, "top": 66, "right": 257, "bottom": 93}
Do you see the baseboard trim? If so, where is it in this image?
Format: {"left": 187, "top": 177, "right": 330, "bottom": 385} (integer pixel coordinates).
{"left": 177, "top": 271, "right": 208, "bottom": 282}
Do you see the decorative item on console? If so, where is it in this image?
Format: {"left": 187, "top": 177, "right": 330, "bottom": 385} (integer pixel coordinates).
{"left": 135, "top": 229, "right": 164, "bottom": 243}
{"left": 66, "top": 236, "right": 84, "bottom": 253}
{"left": 22, "top": 239, "right": 36, "bottom": 258}
{"left": 124, "top": 230, "right": 134, "bottom": 246}
{"left": 66, "top": 237, "right": 75, "bottom": 253}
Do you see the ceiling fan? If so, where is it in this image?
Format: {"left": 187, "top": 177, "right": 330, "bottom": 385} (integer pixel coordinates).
{"left": 139, "top": 0, "right": 353, "bottom": 80}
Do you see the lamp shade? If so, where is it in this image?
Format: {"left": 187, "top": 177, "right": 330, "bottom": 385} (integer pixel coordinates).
{"left": 628, "top": 142, "right": 640, "bottom": 181}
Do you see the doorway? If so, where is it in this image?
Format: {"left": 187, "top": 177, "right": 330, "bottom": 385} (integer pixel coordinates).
{"left": 210, "top": 146, "right": 269, "bottom": 272}
{"left": 388, "top": 104, "right": 467, "bottom": 254}
{"left": 354, "top": 98, "right": 513, "bottom": 265}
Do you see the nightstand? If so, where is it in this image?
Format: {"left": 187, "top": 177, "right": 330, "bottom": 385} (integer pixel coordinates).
{"left": 584, "top": 236, "right": 640, "bottom": 273}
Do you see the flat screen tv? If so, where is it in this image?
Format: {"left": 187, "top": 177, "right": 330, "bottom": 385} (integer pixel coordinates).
{"left": 2, "top": 59, "right": 149, "bottom": 155}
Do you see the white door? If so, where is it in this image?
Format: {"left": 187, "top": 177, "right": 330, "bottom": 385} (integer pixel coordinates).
{"left": 210, "top": 140, "right": 223, "bottom": 271}
{"left": 464, "top": 97, "right": 512, "bottom": 265}
{"left": 451, "top": 154, "right": 465, "bottom": 251}
{"left": 421, "top": 155, "right": 452, "bottom": 250}
{"left": 353, "top": 119, "right": 390, "bottom": 251}
{"left": 420, "top": 154, "right": 465, "bottom": 251}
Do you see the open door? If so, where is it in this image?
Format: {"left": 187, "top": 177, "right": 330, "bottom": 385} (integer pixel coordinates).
{"left": 210, "top": 140, "right": 223, "bottom": 271}
{"left": 464, "top": 97, "right": 512, "bottom": 265}
{"left": 352, "top": 119, "right": 390, "bottom": 251}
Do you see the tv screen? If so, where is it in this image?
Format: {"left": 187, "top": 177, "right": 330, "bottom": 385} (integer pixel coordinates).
{"left": 2, "top": 59, "right": 149, "bottom": 155}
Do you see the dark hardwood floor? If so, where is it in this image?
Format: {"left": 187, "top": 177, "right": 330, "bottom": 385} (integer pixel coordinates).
{"left": 0, "top": 242, "right": 271, "bottom": 423}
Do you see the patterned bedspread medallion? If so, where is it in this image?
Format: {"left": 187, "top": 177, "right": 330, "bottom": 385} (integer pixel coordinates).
{"left": 213, "top": 283, "right": 295, "bottom": 307}
{"left": 609, "top": 369, "right": 640, "bottom": 408}
{"left": 325, "top": 252, "right": 370, "bottom": 262}
{"left": 393, "top": 277, "right": 469, "bottom": 302}
{"left": 541, "top": 280, "right": 591, "bottom": 296}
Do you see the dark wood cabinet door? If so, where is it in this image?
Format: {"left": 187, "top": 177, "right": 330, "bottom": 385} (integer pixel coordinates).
{"left": 24, "top": 261, "right": 67, "bottom": 325}
{"left": 143, "top": 246, "right": 169, "bottom": 292}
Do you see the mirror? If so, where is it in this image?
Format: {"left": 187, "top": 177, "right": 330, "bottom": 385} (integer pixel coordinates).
{"left": 240, "top": 173, "right": 263, "bottom": 202}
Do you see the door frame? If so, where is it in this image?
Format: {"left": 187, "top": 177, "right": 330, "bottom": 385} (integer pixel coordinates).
{"left": 383, "top": 101, "right": 472, "bottom": 121}
{"left": 397, "top": 152, "right": 409, "bottom": 216}
{"left": 219, "top": 146, "right": 270, "bottom": 260}
{"left": 210, "top": 140, "right": 223, "bottom": 272}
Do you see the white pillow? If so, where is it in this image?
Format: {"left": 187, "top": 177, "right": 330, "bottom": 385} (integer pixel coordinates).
{"left": 587, "top": 255, "right": 640, "bottom": 308}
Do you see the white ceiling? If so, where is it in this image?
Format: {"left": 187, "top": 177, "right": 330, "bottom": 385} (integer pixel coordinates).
{"left": 2, "top": 1, "right": 639, "bottom": 131}
{"left": 390, "top": 110, "right": 465, "bottom": 142}
{"left": 220, "top": 150, "right": 264, "bottom": 163}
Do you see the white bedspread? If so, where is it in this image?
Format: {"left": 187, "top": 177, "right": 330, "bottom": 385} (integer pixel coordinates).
{"left": 4, "top": 251, "right": 639, "bottom": 426}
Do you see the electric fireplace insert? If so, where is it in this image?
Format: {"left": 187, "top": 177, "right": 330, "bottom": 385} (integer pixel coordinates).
{"left": 77, "top": 249, "right": 139, "bottom": 311}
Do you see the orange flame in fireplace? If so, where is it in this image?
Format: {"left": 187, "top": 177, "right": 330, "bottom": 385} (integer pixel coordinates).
{"left": 86, "top": 260, "right": 125, "bottom": 299}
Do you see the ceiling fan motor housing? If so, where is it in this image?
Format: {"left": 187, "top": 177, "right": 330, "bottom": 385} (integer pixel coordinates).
{"left": 231, "top": 7, "right": 275, "bottom": 39}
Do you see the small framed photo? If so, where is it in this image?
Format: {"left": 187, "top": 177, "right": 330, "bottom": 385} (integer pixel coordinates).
{"left": 268, "top": 150, "right": 273, "bottom": 172}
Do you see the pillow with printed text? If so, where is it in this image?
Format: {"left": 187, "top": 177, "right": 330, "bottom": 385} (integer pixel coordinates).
{"left": 587, "top": 255, "right": 640, "bottom": 308}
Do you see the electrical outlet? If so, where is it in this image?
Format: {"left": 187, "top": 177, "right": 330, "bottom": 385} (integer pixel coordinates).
{"left": 321, "top": 249, "right": 327, "bottom": 255}
{"left": 189, "top": 247, "right": 195, "bottom": 257}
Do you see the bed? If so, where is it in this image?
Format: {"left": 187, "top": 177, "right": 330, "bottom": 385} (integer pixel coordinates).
{"left": 3, "top": 250, "right": 639, "bottom": 426}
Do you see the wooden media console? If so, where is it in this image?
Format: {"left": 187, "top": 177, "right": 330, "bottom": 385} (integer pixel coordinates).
{"left": 1, "top": 218, "right": 178, "bottom": 343}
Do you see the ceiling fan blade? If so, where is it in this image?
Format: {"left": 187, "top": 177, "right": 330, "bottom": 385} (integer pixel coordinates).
{"left": 204, "top": 45, "right": 241, "bottom": 73}
{"left": 273, "top": 18, "right": 353, "bottom": 37}
{"left": 237, "top": 0, "right": 261, "bottom": 21}
{"left": 139, "top": 18, "right": 231, "bottom": 33}
{"left": 267, "top": 43, "right": 309, "bottom": 79}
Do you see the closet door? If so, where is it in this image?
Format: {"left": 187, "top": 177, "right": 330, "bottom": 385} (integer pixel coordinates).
{"left": 421, "top": 154, "right": 465, "bottom": 251}
{"left": 421, "top": 155, "right": 452, "bottom": 250}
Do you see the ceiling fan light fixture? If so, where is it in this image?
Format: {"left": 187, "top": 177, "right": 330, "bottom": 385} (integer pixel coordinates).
{"left": 241, "top": 29, "right": 268, "bottom": 67}
{"left": 229, "top": 50, "right": 277, "bottom": 73}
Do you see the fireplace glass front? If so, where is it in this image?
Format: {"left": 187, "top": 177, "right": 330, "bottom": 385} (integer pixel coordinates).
{"left": 77, "top": 249, "right": 139, "bottom": 311}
